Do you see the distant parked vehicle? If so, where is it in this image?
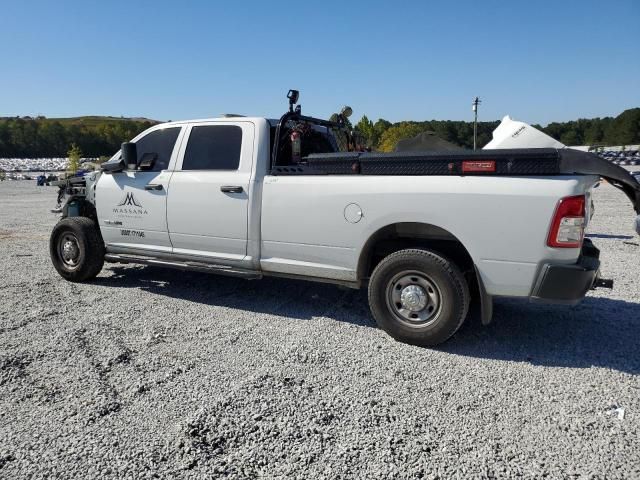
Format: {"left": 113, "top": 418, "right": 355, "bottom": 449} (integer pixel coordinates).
{"left": 46, "top": 174, "right": 59, "bottom": 185}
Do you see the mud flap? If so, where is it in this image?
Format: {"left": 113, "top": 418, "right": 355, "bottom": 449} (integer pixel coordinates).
{"left": 474, "top": 265, "right": 493, "bottom": 326}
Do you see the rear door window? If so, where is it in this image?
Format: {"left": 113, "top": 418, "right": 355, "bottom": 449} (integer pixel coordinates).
{"left": 182, "top": 125, "right": 243, "bottom": 170}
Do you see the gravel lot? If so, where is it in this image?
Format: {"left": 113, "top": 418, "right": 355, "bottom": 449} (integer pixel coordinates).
{"left": 1, "top": 179, "right": 639, "bottom": 479}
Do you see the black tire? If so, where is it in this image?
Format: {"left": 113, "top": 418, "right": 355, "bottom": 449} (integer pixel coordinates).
{"left": 49, "top": 217, "right": 105, "bottom": 282}
{"left": 368, "top": 248, "right": 470, "bottom": 347}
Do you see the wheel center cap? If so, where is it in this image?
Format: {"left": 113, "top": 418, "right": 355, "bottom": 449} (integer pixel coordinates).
{"left": 63, "top": 241, "right": 78, "bottom": 259}
{"left": 400, "top": 285, "right": 428, "bottom": 312}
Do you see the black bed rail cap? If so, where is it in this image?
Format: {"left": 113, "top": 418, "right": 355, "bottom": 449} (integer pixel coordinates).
{"left": 362, "top": 148, "right": 560, "bottom": 161}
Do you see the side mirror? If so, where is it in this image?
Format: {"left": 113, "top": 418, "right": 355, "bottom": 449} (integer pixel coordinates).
{"left": 121, "top": 142, "right": 138, "bottom": 168}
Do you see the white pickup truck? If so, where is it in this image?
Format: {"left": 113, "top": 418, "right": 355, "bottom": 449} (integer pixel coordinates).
{"left": 49, "top": 92, "right": 640, "bottom": 346}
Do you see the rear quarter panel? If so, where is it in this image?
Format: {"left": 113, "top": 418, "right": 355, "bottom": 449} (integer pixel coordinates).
{"left": 260, "top": 174, "right": 599, "bottom": 296}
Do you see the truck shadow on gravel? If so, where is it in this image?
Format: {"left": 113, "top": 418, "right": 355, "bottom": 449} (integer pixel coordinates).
{"left": 95, "top": 266, "right": 640, "bottom": 374}
{"left": 94, "top": 266, "right": 375, "bottom": 328}
{"left": 445, "top": 297, "right": 640, "bottom": 374}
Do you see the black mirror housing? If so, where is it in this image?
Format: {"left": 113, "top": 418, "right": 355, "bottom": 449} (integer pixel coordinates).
{"left": 121, "top": 142, "right": 138, "bottom": 168}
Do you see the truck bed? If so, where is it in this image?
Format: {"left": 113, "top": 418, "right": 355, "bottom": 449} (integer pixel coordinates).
{"left": 271, "top": 148, "right": 640, "bottom": 214}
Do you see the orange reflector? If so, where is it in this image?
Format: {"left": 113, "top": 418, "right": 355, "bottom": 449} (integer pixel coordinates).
{"left": 462, "top": 160, "right": 496, "bottom": 173}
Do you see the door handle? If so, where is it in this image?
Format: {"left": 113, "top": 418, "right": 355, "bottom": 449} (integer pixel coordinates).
{"left": 144, "top": 184, "right": 163, "bottom": 191}
{"left": 220, "top": 185, "right": 243, "bottom": 193}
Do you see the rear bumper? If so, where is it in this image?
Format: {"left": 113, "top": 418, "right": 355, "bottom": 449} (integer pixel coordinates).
{"left": 530, "top": 239, "right": 601, "bottom": 305}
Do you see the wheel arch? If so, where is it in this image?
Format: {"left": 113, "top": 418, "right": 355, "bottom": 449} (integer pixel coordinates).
{"left": 357, "top": 222, "right": 474, "bottom": 279}
{"left": 357, "top": 221, "right": 493, "bottom": 325}
{"left": 62, "top": 196, "right": 98, "bottom": 222}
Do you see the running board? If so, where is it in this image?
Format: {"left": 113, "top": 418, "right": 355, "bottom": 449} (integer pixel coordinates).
{"left": 104, "top": 253, "right": 263, "bottom": 280}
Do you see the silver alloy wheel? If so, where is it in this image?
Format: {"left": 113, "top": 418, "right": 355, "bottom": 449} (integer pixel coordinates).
{"left": 385, "top": 270, "right": 442, "bottom": 327}
{"left": 58, "top": 233, "right": 80, "bottom": 269}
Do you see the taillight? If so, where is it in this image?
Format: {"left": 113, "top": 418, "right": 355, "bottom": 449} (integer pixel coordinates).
{"left": 547, "top": 195, "right": 586, "bottom": 248}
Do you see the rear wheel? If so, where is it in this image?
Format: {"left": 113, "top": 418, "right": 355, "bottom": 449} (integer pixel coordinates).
{"left": 50, "top": 217, "right": 104, "bottom": 282}
{"left": 368, "top": 248, "right": 469, "bottom": 346}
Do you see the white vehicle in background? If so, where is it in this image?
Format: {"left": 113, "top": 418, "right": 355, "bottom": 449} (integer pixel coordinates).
{"left": 47, "top": 91, "right": 640, "bottom": 346}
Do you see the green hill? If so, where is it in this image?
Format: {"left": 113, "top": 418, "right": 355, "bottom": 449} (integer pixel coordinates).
{"left": 0, "top": 116, "right": 160, "bottom": 158}
{"left": 45, "top": 116, "right": 159, "bottom": 126}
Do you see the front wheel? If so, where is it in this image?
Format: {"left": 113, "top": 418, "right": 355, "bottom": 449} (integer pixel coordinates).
{"left": 368, "top": 249, "right": 470, "bottom": 346}
{"left": 50, "top": 217, "right": 105, "bottom": 282}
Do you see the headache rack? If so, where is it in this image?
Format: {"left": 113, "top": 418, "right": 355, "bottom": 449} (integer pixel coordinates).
{"left": 270, "top": 88, "right": 356, "bottom": 170}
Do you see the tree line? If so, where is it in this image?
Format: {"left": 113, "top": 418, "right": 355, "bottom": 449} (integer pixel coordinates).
{"left": 0, "top": 107, "right": 638, "bottom": 158}
{"left": 356, "top": 107, "right": 640, "bottom": 151}
{"left": 0, "top": 117, "right": 156, "bottom": 158}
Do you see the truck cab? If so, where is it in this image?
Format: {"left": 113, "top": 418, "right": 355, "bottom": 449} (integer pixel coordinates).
{"left": 96, "top": 118, "right": 272, "bottom": 270}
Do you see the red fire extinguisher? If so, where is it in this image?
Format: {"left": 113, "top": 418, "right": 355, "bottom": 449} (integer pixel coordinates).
{"left": 291, "top": 130, "right": 301, "bottom": 163}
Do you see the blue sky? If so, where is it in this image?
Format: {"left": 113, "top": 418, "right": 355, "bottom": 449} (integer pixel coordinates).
{"left": 1, "top": 0, "right": 638, "bottom": 125}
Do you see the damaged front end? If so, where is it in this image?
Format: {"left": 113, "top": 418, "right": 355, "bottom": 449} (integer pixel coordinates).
{"left": 50, "top": 171, "right": 100, "bottom": 220}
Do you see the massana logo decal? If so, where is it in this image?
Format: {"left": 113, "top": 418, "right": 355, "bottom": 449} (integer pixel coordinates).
{"left": 113, "top": 192, "right": 148, "bottom": 216}
{"left": 118, "top": 192, "right": 143, "bottom": 207}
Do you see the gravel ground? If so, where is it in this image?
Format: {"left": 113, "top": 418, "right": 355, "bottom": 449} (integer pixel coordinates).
{"left": 0, "top": 179, "right": 639, "bottom": 479}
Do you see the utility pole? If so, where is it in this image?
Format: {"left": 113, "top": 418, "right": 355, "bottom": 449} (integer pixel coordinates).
{"left": 472, "top": 97, "right": 481, "bottom": 150}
